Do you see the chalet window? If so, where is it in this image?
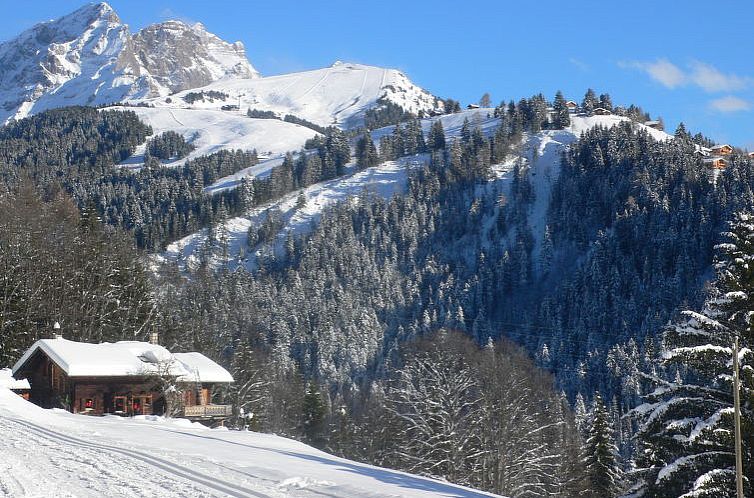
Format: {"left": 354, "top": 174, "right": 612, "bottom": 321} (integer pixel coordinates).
{"left": 83, "top": 398, "right": 94, "bottom": 411}
{"left": 114, "top": 396, "right": 126, "bottom": 413}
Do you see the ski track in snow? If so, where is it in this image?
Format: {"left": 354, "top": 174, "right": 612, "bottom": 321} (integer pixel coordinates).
{"left": 0, "top": 417, "right": 229, "bottom": 498}
{"left": 298, "top": 67, "right": 331, "bottom": 100}
{"left": 0, "top": 388, "right": 502, "bottom": 498}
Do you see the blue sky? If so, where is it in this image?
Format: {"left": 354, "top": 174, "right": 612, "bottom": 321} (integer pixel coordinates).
{"left": 2, "top": 0, "right": 753, "bottom": 147}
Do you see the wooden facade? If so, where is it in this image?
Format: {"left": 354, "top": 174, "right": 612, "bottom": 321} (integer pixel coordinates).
{"left": 14, "top": 347, "right": 229, "bottom": 422}
{"left": 711, "top": 144, "right": 733, "bottom": 155}
{"left": 704, "top": 157, "right": 728, "bottom": 169}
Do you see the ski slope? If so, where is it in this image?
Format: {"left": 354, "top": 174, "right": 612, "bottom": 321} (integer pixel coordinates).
{"left": 143, "top": 62, "right": 442, "bottom": 129}
{"left": 0, "top": 388, "right": 501, "bottom": 498}
{"left": 109, "top": 107, "right": 318, "bottom": 168}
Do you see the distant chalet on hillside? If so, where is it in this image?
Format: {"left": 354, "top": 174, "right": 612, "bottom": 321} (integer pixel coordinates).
{"left": 710, "top": 144, "right": 734, "bottom": 156}
{"left": 11, "top": 334, "right": 233, "bottom": 424}
{"left": 703, "top": 157, "right": 728, "bottom": 169}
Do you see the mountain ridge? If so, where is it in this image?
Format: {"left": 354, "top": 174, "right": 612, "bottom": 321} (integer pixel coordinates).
{"left": 0, "top": 2, "right": 259, "bottom": 123}
{"left": 0, "top": 2, "right": 442, "bottom": 129}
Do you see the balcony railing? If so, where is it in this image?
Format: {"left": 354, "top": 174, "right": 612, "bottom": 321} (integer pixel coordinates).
{"left": 183, "top": 404, "right": 233, "bottom": 418}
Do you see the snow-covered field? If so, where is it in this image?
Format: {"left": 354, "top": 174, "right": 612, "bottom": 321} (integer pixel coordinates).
{"left": 108, "top": 107, "right": 318, "bottom": 168}
{"left": 0, "top": 388, "right": 501, "bottom": 498}
{"left": 143, "top": 62, "right": 442, "bottom": 129}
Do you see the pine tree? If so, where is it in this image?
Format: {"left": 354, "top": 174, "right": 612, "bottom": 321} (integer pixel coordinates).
{"left": 427, "top": 119, "right": 446, "bottom": 151}
{"left": 583, "top": 394, "right": 622, "bottom": 497}
{"left": 632, "top": 213, "right": 754, "bottom": 497}
{"left": 302, "top": 381, "right": 327, "bottom": 447}
{"left": 582, "top": 89, "right": 597, "bottom": 116}
{"left": 356, "top": 132, "right": 379, "bottom": 170}
{"left": 553, "top": 91, "right": 571, "bottom": 129}
{"left": 598, "top": 93, "right": 613, "bottom": 112}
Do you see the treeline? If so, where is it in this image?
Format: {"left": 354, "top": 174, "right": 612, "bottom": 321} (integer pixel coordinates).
{"left": 0, "top": 107, "right": 354, "bottom": 251}
{"left": 0, "top": 106, "right": 150, "bottom": 187}
{"left": 145, "top": 131, "right": 195, "bottom": 163}
{"left": 0, "top": 185, "right": 155, "bottom": 365}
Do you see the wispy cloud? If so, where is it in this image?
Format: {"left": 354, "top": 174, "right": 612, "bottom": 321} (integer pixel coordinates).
{"left": 620, "top": 58, "right": 752, "bottom": 93}
{"left": 159, "top": 8, "right": 197, "bottom": 25}
{"left": 689, "top": 61, "right": 750, "bottom": 92}
{"left": 569, "top": 58, "right": 589, "bottom": 72}
{"left": 619, "top": 59, "right": 685, "bottom": 88}
{"left": 708, "top": 96, "right": 751, "bottom": 113}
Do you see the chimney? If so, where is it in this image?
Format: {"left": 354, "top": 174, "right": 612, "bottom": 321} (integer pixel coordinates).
{"left": 149, "top": 331, "right": 159, "bottom": 345}
{"left": 52, "top": 321, "right": 63, "bottom": 340}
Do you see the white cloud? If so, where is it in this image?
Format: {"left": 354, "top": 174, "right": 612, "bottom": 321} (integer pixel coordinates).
{"left": 620, "top": 59, "right": 686, "bottom": 88}
{"left": 689, "top": 61, "right": 750, "bottom": 92}
{"left": 620, "top": 59, "right": 752, "bottom": 93}
{"left": 708, "top": 96, "right": 751, "bottom": 113}
{"left": 569, "top": 58, "right": 589, "bottom": 72}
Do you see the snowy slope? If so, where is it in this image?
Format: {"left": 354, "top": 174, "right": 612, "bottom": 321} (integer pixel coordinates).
{"left": 163, "top": 156, "right": 426, "bottom": 272}
{"left": 109, "top": 106, "right": 318, "bottom": 168}
{"left": 0, "top": 388, "right": 501, "bottom": 498}
{"left": 144, "top": 61, "right": 443, "bottom": 129}
{"left": 566, "top": 114, "right": 672, "bottom": 141}
{"left": 0, "top": 3, "right": 150, "bottom": 123}
{"left": 165, "top": 112, "right": 673, "bottom": 273}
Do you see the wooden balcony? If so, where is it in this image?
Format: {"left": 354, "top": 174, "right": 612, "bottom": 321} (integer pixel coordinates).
{"left": 182, "top": 404, "right": 233, "bottom": 419}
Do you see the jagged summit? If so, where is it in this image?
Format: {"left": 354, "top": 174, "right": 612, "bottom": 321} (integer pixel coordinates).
{"left": 0, "top": 3, "right": 260, "bottom": 123}
{"left": 132, "top": 19, "right": 259, "bottom": 94}
{"left": 63, "top": 2, "right": 120, "bottom": 25}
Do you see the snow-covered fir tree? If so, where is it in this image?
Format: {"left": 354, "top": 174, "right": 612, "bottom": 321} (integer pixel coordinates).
{"left": 631, "top": 213, "right": 754, "bottom": 497}
{"left": 581, "top": 393, "right": 622, "bottom": 496}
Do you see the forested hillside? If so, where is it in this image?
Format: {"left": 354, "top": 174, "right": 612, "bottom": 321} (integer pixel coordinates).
{"left": 0, "top": 90, "right": 752, "bottom": 496}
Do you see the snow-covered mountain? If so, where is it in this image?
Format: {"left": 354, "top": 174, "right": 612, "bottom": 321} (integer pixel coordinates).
{"left": 0, "top": 388, "right": 500, "bottom": 497}
{"left": 132, "top": 20, "right": 259, "bottom": 94}
{"left": 146, "top": 61, "right": 444, "bottom": 128}
{"left": 0, "top": 2, "right": 258, "bottom": 123}
{"left": 0, "top": 3, "right": 146, "bottom": 122}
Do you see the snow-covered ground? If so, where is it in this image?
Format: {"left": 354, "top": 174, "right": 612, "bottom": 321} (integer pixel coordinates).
{"left": 142, "top": 62, "right": 442, "bottom": 129}
{"left": 0, "top": 388, "right": 501, "bottom": 498}
{"left": 108, "top": 107, "right": 318, "bottom": 168}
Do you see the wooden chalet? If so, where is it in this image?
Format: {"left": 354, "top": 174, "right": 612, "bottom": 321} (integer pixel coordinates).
{"left": 748, "top": 152, "right": 754, "bottom": 158}
{"left": 565, "top": 100, "right": 578, "bottom": 112}
{"left": 703, "top": 156, "right": 728, "bottom": 169}
{"left": 11, "top": 334, "right": 234, "bottom": 424}
{"left": 710, "top": 144, "right": 733, "bottom": 155}
{"left": 592, "top": 107, "right": 611, "bottom": 116}
{"left": 466, "top": 103, "right": 480, "bottom": 109}
{"left": 644, "top": 120, "right": 663, "bottom": 131}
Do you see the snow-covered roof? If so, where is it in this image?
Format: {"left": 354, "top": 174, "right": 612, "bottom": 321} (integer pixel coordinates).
{"left": 173, "top": 352, "right": 234, "bottom": 383}
{"left": 12, "top": 338, "right": 233, "bottom": 383}
{"left": 0, "top": 368, "right": 30, "bottom": 390}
